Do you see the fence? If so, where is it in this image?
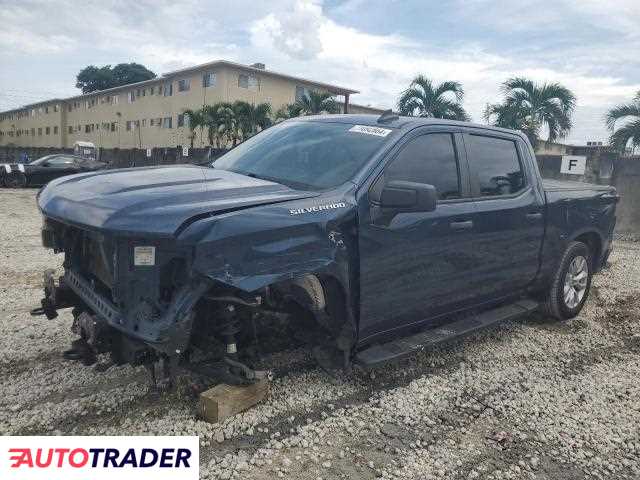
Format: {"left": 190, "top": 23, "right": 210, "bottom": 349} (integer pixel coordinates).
{"left": 0, "top": 146, "right": 227, "bottom": 167}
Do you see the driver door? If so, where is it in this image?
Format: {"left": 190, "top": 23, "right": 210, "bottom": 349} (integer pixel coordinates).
{"left": 357, "top": 129, "right": 480, "bottom": 342}
{"left": 35, "top": 156, "right": 79, "bottom": 184}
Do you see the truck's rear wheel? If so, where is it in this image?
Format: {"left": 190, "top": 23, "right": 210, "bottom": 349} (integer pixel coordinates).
{"left": 542, "top": 241, "right": 592, "bottom": 320}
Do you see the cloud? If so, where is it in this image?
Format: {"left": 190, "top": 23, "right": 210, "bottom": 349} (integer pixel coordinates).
{"left": 251, "top": 0, "right": 324, "bottom": 60}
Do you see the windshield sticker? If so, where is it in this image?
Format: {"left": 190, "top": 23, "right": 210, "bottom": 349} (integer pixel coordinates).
{"left": 348, "top": 125, "right": 392, "bottom": 137}
{"left": 289, "top": 202, "right": 347, "bottom": 215}
{"left": 17, "top": 164, "right": 25, "bottom": 173}
{"left": 3, "top": 164, "right": 10, "bottom": 173}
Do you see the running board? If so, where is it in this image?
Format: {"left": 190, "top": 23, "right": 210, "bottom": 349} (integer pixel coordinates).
{"left": 355, "top": 299, "right": 539, "bottom": 368}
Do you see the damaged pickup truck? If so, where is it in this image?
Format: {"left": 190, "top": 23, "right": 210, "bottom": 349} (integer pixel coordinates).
{"left": 33, "top": 113, "right": 618, "bottom": 387}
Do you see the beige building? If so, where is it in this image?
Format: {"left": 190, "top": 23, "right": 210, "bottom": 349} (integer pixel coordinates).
{"left": 0, "top": 60, "right": 385, "bottom": 150}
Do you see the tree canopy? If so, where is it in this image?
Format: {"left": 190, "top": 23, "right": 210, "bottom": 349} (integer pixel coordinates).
{"left": 75, "top": 63, "right": 157, "bottom": 93}
{"left": 397, "top": 76, "right": 469, "bottom": 121}
{"left": 484, "top": 77, "right": 576, "bottom": 147}
{"left": 605, "top": 91, "right": 640, "bottom": 154}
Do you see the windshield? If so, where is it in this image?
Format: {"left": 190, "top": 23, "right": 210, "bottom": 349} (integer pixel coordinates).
{"left": 213, "top": 121, "right": 393, "bottom": 191}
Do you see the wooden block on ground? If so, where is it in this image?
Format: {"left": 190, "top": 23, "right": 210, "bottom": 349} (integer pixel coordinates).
{"left": 199, "top": 380, "right": 269, "bottom": 423}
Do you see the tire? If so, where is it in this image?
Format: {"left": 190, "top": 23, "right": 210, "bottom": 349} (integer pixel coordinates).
{"left": 541, "top": 241, "right": 592, "bottom": 320}
{"left": 5, "top": 172, "right": 27, "bottom": 188}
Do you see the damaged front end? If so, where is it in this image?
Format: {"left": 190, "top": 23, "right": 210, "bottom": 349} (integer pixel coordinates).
{"left": 33, "top": 202, "right": 356, "bottom": 390}
{"left": 33, "top": 217, "right": 219, "bottom": 384}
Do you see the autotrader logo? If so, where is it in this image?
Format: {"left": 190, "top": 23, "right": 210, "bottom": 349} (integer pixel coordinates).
{"left": 1, "top": 436, "right": 199, "bottom": 480}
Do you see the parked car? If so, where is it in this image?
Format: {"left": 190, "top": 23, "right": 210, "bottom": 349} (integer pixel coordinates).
{"left": 32, "top": 114, "right": 617, "bottom": 388}
{"left": 1, "top": 154, "right": 106, "bottom": 188}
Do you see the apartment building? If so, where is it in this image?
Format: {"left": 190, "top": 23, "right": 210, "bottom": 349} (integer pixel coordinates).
{"left": 0, "top": 60, "right": 381, "bottom": 149}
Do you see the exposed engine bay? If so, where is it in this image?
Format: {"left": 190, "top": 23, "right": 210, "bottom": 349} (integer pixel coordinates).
{"left": 32, "top": 217, "right": 353, "bottom": 391}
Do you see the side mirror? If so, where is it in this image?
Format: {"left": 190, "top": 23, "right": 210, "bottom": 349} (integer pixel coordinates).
{"left": 379, "top": 180, "right": 437, "bottom": 212}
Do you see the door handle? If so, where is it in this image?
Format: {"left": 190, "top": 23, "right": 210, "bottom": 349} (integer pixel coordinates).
{"left": 526, "top": 212, "right": 543, "bottom": 221}
{"left": 450, "top": 220, "right": 473, "bottom": 231}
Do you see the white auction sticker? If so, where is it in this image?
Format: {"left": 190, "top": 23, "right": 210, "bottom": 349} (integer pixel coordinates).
{"left": 3, "top": 164, "right": 10, "bottom": 173}
{"left": 348, "top": 125, "right": 392, "bottom": 137}
{"left": 0, "top": 435, "right": 199, "bottom": 480}
{"left": 17, "top": 164, "right": 25, "bottom": 173}
{"left": 134, "top": 246, "right": 156, "bottom": 266}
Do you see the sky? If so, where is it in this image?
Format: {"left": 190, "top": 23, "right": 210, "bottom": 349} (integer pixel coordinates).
{"left": 0, "top": 0, "right": 638, "bottom": 144}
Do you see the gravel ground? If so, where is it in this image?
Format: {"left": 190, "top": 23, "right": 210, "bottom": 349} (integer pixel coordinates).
{"left": 1, "top": 188, "right": 640, "bottom": 480}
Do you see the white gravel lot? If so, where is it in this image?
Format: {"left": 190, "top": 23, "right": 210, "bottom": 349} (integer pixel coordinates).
{"left": 1, "top": 188, "right": 639, "bottom": 480}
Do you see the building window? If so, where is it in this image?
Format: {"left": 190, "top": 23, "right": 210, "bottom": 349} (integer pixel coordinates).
{"left": 295, "top": 85, "right": 310, "bottom": 102}
{"left": 178, "top": 79, "right": 190, "bottom": 92}
{"left": 111, "top": 122, "right": 116, "bottom": 132}
{"left": 128, "top": 91, "right": 135, "bottom": 103}
{"left": 85, "top": 125, "right": 91, "bottom": 133}
{"left": 126, "top": 121, "right": 132, "bottom": 131}
{"left": 68, "top": 126, "right": 73, "bottom": 134}
{"left": 38, "top": 128, "right": 42, "bottom": 136}
{"left": 54, "top": 104, "right": 59, "bottom": 112}
{"left": 45, "top": 127, "right": 50, "bottom": 135}
{"left": 150, "top": 118, "right": 155, "bottom": 127}
{"left": 45, "top": 106, "right": 49, "bottom": 114}
{"left": 238, "top": 73, "right": 260, "bottom": 90}
{"left": 177, "top": 114, "right": 185, "bottom": 127}
{"left": 203, "top": 72, "right": 216, "bottom": 88}
{"left": 163, "top": 117, "right": 172, "bottom": 129}
{"left": 149, "top": 86, "right": 155, "bottom": 95}
{"left": 54, "top": 126, "right": 58, "bottom": 134}
{"left": 142, "top": 119, "right": 146, "bottom": 127}
{"left": 31, "top": 128, "right": 35, "bottom": 136}
{"left": 163, "top": 83, "right": 173, "bottom": 96}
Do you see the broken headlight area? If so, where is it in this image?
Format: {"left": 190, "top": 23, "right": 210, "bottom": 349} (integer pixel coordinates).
{"left": 34, "top": 219, "right": 353, "bottom": 391}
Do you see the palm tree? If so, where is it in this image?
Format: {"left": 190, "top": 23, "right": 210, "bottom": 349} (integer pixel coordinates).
{"left": 295, "top": 91, "right": 339, "bottom": 115}
{"left": 251, "top": 102, "right": 273, "bottom": 133}
{"left": 397, "top": 75, "right": 469, "bottom": 120}
{"left": 215, "top": 102, "right": 238, "bottom": 147}
{"left": 274, "top": 103, "right": 302, "bottom": 122}
{"left": 201, "top": 103, "right": 233, "bottom": 148}
{"left": 484, "top": 77, "right": 576, "bottom": 147}
{"left": 182, "top": 108, "right": 205, "bottom": 148}
{"left": 231, "top": 101, "right": 273, "bottom": 141}
{"left": 605, "top": 91, "right": 640, "bottom": 154}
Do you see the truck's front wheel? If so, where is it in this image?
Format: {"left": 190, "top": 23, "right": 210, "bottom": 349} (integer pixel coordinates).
{"left": 542, "top": 241, "right": 592, "bottom": 320}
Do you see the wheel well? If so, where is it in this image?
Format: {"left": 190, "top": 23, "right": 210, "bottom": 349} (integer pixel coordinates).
{"left": 574, "top": 232, "right": 601, "bottom": 266}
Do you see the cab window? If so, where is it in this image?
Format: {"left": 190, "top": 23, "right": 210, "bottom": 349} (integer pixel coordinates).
{"left": 466, "top": 135, "right": 525, "bottom": 196}
{"left": 376, "top": 133, "right": 461, "bottom": 200}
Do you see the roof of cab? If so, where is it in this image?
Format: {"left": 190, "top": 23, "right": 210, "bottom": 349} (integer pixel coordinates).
{"left": 293, "top": 114, "right": 528, "bottom": 140}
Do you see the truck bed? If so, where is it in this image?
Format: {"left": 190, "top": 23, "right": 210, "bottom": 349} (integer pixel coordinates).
{"left": 542, "top": 178, "right": 613, "bottom": 192}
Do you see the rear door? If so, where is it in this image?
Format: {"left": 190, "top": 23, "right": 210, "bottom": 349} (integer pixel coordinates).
{"left": 358, "top": 128, "right": 481, "bottom": 342}
{"left": 463, "top": 131, "right": 545, "bottom": 303}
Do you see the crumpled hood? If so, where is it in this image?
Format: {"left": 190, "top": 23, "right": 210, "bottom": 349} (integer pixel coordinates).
{"left": 37, "top": 165, "right": 317, "bottom": 237}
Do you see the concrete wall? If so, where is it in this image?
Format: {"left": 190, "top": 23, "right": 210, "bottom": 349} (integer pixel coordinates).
{"left": 612, "top": 157, "right": 640, "bottom": 234}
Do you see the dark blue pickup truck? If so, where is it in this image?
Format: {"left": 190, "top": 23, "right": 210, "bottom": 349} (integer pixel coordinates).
{"left": 33, "top": 113, "right": 618, "bottom": 385}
